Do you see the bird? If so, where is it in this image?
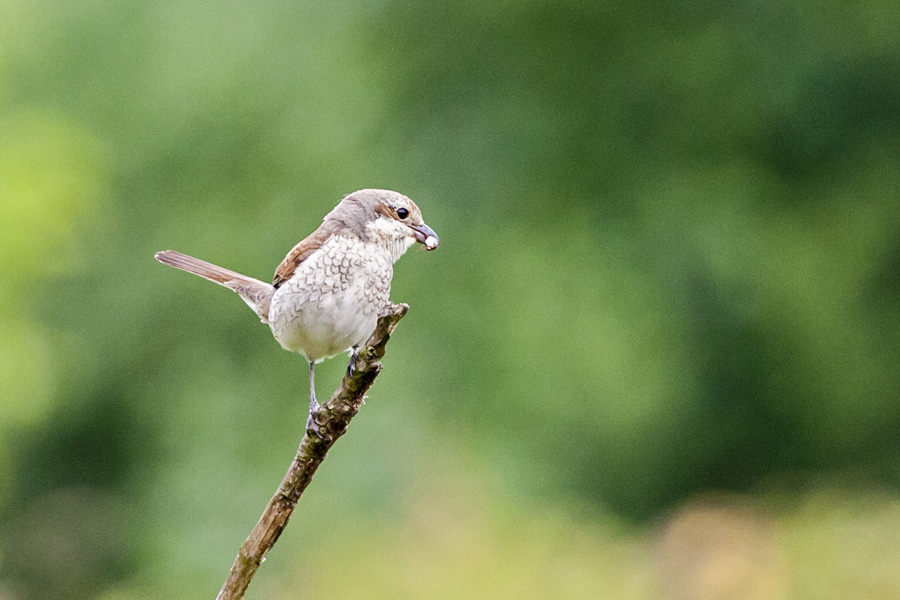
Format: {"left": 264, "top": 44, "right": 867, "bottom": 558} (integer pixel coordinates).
{"left": 155, "top": 189, "right": 439, "bottom": 436}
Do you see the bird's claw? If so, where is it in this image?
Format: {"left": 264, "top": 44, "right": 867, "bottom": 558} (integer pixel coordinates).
{"left": 346, "top": 347, "right": 360, "bottom": 378}
{"left": 305, "top": 409, "right": 328, "bottom": 440}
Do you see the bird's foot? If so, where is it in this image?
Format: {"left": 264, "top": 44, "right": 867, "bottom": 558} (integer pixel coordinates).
{"left": 346, "top": 347, "right": 360, "bottom": 378}
{"left": 305, "top": 402, "right": 327, "bottom": 440}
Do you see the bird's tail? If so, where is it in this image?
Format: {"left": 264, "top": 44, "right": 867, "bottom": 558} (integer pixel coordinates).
{"left": 155, "top": 250, "right": 274, "bottom": 323}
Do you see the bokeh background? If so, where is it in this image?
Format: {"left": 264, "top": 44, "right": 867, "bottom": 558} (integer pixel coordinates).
{"left": 2, "top": 1, "right": 900, "bottom": 598}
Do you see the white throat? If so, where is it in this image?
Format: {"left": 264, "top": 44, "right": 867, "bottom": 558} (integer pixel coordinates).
{"left": 366, "top": 219, "right": 416, "bottom": 263}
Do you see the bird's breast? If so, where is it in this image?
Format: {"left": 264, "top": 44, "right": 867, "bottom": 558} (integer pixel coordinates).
{"left": 267, "top": 236, "right": 394, "bottom": 361}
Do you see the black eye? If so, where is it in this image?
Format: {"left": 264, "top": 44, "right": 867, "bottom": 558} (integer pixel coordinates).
{"left": 396, "top": 208, "right": 409, "bottom": 219}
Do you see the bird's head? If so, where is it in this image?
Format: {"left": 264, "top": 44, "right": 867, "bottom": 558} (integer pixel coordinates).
{"left": 331, "top": 189, "right": 440, "bottom": 260}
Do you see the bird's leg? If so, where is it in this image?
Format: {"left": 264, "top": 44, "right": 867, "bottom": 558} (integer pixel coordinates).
{"left": 347, "top": 346, "right": 359, "bottom": 378}
{"left": 305, "top": 360, "right": 325, "bottom": 439}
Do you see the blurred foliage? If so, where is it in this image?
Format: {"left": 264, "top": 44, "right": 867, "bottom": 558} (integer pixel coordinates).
{"left": 1, "top": 0, "right": 900, "bottom": 598}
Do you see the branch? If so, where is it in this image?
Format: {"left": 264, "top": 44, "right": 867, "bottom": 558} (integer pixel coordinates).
{"left": 216, "top": 302, "right": 410, "bottom": 600}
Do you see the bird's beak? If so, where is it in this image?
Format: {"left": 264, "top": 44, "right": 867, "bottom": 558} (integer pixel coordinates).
{"left": 409, "top": 223, "right": 440, "bottom": 250}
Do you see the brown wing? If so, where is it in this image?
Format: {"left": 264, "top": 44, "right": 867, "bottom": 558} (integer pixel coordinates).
{"left": 272, "top": 227, "right": 331, "bottom": 288}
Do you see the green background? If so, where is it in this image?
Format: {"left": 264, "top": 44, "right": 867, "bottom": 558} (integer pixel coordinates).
{"left": 2, "top": 1, "right": 899, "bottom": 598}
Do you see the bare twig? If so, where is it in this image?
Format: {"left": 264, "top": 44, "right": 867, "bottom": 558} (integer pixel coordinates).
{"left": 216, "top": 302, "right": 410, "bottom": 600}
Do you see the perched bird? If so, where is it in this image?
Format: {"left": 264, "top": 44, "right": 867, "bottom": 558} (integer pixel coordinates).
{"left": 155, "top": 189, "right": 439, "bottom": 434}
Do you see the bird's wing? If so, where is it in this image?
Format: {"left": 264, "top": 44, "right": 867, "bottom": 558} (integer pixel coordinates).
{"left": 272, "top": 227, "right": 331, "bottom": 288}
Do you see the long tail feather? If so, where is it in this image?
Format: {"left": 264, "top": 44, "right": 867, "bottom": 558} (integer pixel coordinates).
{"left": 155, "top": 250, "right": 274, "bottom": 322}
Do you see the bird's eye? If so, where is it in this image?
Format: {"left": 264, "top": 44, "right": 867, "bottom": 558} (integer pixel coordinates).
{"left": 396, "top": 208, "right": 409, "bottom": 219}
